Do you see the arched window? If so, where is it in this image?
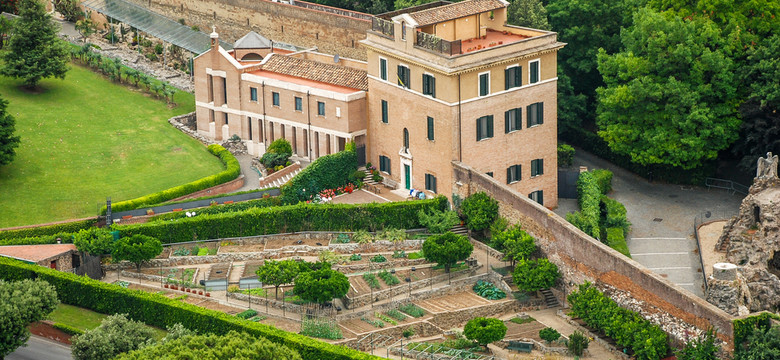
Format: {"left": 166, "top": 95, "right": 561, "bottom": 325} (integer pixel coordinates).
{"left": 403, "top": 128, "right": 409, "bottom": 151}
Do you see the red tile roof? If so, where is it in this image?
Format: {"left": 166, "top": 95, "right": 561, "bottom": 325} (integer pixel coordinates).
{"left": 0, "top": 244, "right": 76, "bottom": 262}
{"left": 409, "top": 0, "right": 505, "bottom": 26}
{"left": 261, "top": 54, "right": 368, "bottom": 91}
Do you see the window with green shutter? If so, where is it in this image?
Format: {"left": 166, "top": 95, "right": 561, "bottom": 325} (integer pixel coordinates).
{"left": 477, "top": 115, "right": 493, "bottom": 141}
{"left": 427, "top": 116, "right": 434, "bottom": 141}
{"left": 397, "top": 65, "right": 410, "bottom": 88}
{"left": 379, "top": 155, "right": 391, "bottom": 174}
{"left": 380, "top": 58, "right": 387, "bottom": 81}
{"left": 529, "top": 190, "right": 543, "bottom": 205}
{"left": 479, "top": 72, "right": 490, "bottom": 96}
{"left": 531, "top": 158, "right": 544, "bottom": 176}
{"left": 506, "top": 164, "right": 521, "bottom": 184}
{"left": 381, "top": 100, "right": 388, "bottom": 123}
{"left": 504, "top": 108, "right": 521, "bottom": 133}
{"left": 422, "top": 74, "right": 436, "bottom": 98}
{"left": 425, "top": 174, "right": 437, "bottom": 193}
{"left": 505, "top": 66, "right": 521, "bottom": 90}
{"left": 527, "top": 102, "right": 544, "bottom": 127}
{"left": 529, "top": 60, "right": 539, "bottom": 84}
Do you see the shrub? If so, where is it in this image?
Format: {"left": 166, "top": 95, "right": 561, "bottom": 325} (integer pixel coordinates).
{"left": 460, "top": 192, "right": 499, "bottom": 232}
{"left": 261, "top": 151, "right": 290, "bottom": 169}
{"left": 377, "top": 270, "right": 400, "bottom": 286}
{"left": 116, "top": 197, "right": 447, "bottom": 244}
{"left": 512, "top": 258, "right": 560, "bottom": 293}
{"left": 464, "top": 317, "right": 507, "bottom": 347}
{"left": 370, "top": 254, "right": 387, "bottom": 263}
{"left": 591, "top": 169, "right": 613, "bottom": 194}
{"left": 539, "top": 327, "right": 561, "bottom": 344}
{"left": 376, "top": 313, "right": 397, "bottom": 326}
{"left": 402, "top": 329, "right": 414, "bottom": 338}
{"left": 386, "top": 309, "right": 407, "bottom": 321}
{"left": 196, "top": 247, "right": 208, "bottom": 256}
{"left": 349, "top": 170, "right": 366, "bottom": 183}
{"left": 237, "top": 309, "right": 259, "bottom": 320}
{"left": 52, "top": 322, "right": 84, "bottom": 336}
{"left": 280, "top": 150, "right": 357, "bottom": 204}
{"left": 352, "top": 230, "right": 374, "bottom": 244}
{"left": 0, "top": 218, "right": 95, "bottom": 241}
{"left": 557, "top": 143, "right": 575, "bottom": 167}
{"left": 349, "top": 254, "right": 362, "bottom": 261}
{"left": 267, "top": 138, "right": 293, "bottom": 155}
{"left": 362, "top": 273, "right": 380, "bottom": 289}
{"left": 606, "top": 227, "right": 631, "bottom": 257}
{"left": 377, "top": 228, "right": 407, "bottom": 242}
{"left": 0, "top": 257, "right": 376, "bottom": 359}
{"left": 601, "top": 196, "right": 630, "bottom": 233}
{"left": 407, "top": 251, "right": 424, "bottom": 260}
{"left": 568, "top": 282, "right": 668, "bottom": 360}
{"left": 472, "top": 280, "right": 506, "bottom": 300}
{"left": 567, "top": 331, "right": 590, "bottom": 356}
{"left": 361, "top": 317, "right": 384, "bottom": 328}
{"left": 509, "top": 317, "right": 534, "bottom": 325}
{"left": 418, "top": 209, "right": 459, "bottom": 234}
{"left": 676, "top": 328, "right": 718, "bottom": 360}
{"left": 399, "top": 304, "right": 425, "bottom": 318}
{"left": 571, "top": 171, "right": 601, "bottom": 240}
{"left": 104, "top": 144, "right": 240, "bottom": 213}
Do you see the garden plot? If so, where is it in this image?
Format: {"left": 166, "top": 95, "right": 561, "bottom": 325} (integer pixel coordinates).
{"left": 169, "top": 242, "right": 219, "bottom": 256}
{"left": 503, "top": 317, "right": 546, "bottom": 342}
{"left": 142, "top": 267, "right": 198, "bottom": 283}
{"left": 415, "top": 292, "right": 493, "bottom": 313}
{"left": 264, "top": 237, "right": 328, "bottom": 249}
{"left": 219, "top": 242, "right": 266, "bottom": 253}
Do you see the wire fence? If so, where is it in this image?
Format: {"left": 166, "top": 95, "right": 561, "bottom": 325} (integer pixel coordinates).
{"left": 704, "top": 178, "right": 749, "bottom": 195}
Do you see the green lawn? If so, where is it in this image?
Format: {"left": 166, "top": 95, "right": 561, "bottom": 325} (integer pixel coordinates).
{"left": 47, "top": 303, "right": 167, "bottom": 340}
{"left": 0, "top": 64, "right": 224, "bottom": 227}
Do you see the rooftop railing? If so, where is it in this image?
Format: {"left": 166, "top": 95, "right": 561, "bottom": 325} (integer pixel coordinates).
{"left": 415, "top": 31, "right": 461, "bottom": 56}
{"left": 371, "top": 17, "right": 395, "bottom": 38}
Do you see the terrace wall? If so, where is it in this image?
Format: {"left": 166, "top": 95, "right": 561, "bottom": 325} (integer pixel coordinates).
{"left": 451, "top": 161, "right": 736, "bottom": 347}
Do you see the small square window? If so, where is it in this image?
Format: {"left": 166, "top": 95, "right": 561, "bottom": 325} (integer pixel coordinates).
{"left": 294, "top": 97, "right": 303, "bottom": 112}
{"left": 317, "top": 101, "right": 325, "bottom": 116}
{"left": 272, "top": 92, "right": 280, "bottom": 106}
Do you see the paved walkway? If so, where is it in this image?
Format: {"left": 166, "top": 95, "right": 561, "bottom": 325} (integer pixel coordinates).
{"left": 557, "top": 148, "right": 743, "bottom": 297}
{"left": 522, "top": 308, "right": 615, "bottom": 359}
{"left": 235, "top": 154, "right": 261, "bottom": 192}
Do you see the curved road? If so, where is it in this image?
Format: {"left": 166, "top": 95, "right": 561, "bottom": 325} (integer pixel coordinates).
{"left": 6, "top": 336, "right": 72, "bottom": 360}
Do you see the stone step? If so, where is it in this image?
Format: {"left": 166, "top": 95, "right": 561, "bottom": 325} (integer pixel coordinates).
{"left": 539, "top": 288, "right": 559, "bottom": 308}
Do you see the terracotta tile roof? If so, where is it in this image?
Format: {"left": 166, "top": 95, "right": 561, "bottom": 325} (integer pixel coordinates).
{"left": 261, "top": 54, "right": 368, "bottom": 91}
{"left": 409, "top": 0, "right": 505, "bottom": 26}
{"left": 0, "top": 244, "right": 76, "bottom": 262}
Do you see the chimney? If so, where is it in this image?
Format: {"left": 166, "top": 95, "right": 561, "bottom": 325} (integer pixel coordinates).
{"left": 210, "top": 25, "right": 219, "bottom": 51}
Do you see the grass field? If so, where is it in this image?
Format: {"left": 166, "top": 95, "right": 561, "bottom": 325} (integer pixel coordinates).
{"left": 47, "top": 303, "right": 167, "bottom": 340}
{"left": 0, "top": 64, "right": 223, "bottom": 228}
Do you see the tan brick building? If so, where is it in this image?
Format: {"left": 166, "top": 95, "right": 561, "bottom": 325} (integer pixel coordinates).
{"left": 194, "top": 0, "right": 562, "bottom": 207}
{"left": 362, "top": 0, "right": 563, "bottom": 207}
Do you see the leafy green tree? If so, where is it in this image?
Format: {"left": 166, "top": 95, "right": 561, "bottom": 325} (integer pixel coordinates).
{"left": 676, "top": 328, "right": 719, "bottom": 360}
{"left": 262, "top": 138, "right": 292, "bottom": 168}
{"left": 493, "top": 225, "right": 536, "bottom": 266}
{"left": 539, "top": 327, "right": 561, "bottom": 344}
{"left": 111, "top": 234, "right": 163, "bottom": 272}
{"left": 507, "top": 0, "right": 549, "bottom": 30}
{"left": 735, "top": 325, "right": 780, "bottom": 360}
{"left": 115, "top": 330, "right": 302, "bottom": 360}
{"left": 0, "top": 279, "right": 59, "bottom": 358}
{"left": 393, "top": 0, "right": 434, "bottom": 10}
{"left": 596, "top": 8, "right": 740, "bottom": 169}
{"left": 513, "top": 258, "right": 559, "bottom": 292}
{"left": 460, "top": 192, "right": 499, "bottom": 233}
{"left": 568, "top": 330, "right": 590, "bottom": 356}
{"left": 463, "top": 317, "right": 507, "bottom": 348}
{"left": 422, "top": 232, "right": 473, "bottom": 274}
{"left": 75, "top": 17, "right": 95, "bottom": 42}
{"left": 71, "top": 314, "right": 155, "bottom": 360}
{"left": 256, "top": 259, "right": 300, "bottom": 299}
{"left": 418, "top": 208, "right": 459, "bottom": 234}
{"left": 73, "top": 227, "right": 114, "bottom": 256}
{"left": 0, "top": 95, "right": 21, "bottom": 166}
{"left": 1, "top": 0, "right": 69, "bottom": 89}
{"left": 293, "top": 268, "right": 350, "bottom": 306}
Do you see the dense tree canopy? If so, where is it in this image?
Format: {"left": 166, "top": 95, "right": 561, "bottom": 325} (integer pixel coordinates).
{"left": 1, "top": 0, "right": 69, "bottom": 88}
{"left": 116, "top": 331, "right": 302, "bottom": 360}
{"left": 507, "top": 0, "right": 549, "bottom": 30}
{"left": 0, "top": 95, "right": 20, "bottom": 166}
{"left": 71, "top": 314, "right": 156, "bottom": 360}
{"left": 111, "top": 234, "right": 163, "bottom": 271}
{"left": 293, "top": 268, "right": 350, "bottom": 305}
{"left": 73, "top": 227, "right": 114, "bottom": 256}
{"left": 422, "top": 232, "right": 473, "bottom": 273}
{"left": 596, "top": 8, "right": 740, "bottom": 169}
{"left": 256, "top": 259, "right": 300, "bottom": 299}
{"left": 463, "top": 317, "right": 507, "bottom": 347}
{"left": 460, "top": 192, "right": 499, "bottom": 232}
{"left": 512, "top": 258, "right": 560, "bottom": 292}
{"left": 0, "top": 279, "right": 59, "bottom": 358}
{"left": 493, "top": 225, "right": 536, "bottom": 266}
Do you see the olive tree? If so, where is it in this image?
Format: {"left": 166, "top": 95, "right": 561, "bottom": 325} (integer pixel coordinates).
{"left": 256, "top": 259, "right": 300, "bottom": 299}
{"left": 111, "top": 234, "right": 163, "bottom": 272}
{"left": 71, "top": 313, "right": 155, "bottom": 360}
{"left": 293, "top": 268, "right": 349, "bottom": 306}
{"left": 463, "top": 317, "right": 507, "bottom": 348}
{"left": 513, "top": 258, "right": 560, "bottom": 293}
{"left": 423, "top": 232, "right": 473, "bottom": 274}
{"left": 115, "top": 330, "right": 301, "bottom": 360}
{"left": 0, "top": 279, "right": 59, "bottom": 358}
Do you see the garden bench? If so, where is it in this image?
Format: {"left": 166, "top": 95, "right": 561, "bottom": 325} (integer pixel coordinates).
{"left": 507, "top": 341, "right": 534, "bottom": 353}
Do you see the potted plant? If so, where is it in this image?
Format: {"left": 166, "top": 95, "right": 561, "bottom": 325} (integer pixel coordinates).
{"left": 198, "top": 290, "right": 203, "bottom": 295}
{"left": 205, "top": 292, "right": 210, "bottom": 297}
{"left": 146, "top": 209, "right": 154, "bottom": 216}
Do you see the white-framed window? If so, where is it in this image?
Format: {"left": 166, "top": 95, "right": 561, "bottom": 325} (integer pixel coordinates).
{"left": 478, "top": 71, "right": 490, "bottom": 96}
{"left": 529, "top": 59, "right": 540, "bottom": 84}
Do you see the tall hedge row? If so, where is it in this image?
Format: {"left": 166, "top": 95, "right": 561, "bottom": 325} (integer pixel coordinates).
{"left": 568, "top": 282, "right": 669, "bottom": 360}
{"left": 280, "top": 150, "right": 357, "bottom": 204}
{"left": 567, "top": 171, "right": 601, "bottom": 239}
{"left": 0, "top": 257, "right": 381, "bottom": 360}
{"left": 0, "top": 218, "right": 95, "bottom": 241}
{"left": 118, "top": 197, "right": 448, "bottom": 244}
{"left": 103, "top": 144, "right": 241, "bottom": 214}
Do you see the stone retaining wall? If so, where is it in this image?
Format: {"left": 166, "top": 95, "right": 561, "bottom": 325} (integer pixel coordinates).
{"left": 452, "top": 161, "right": 735, "bottom": 347}
{"left": 430, "top": 299, "right": 543, "bottom": 330}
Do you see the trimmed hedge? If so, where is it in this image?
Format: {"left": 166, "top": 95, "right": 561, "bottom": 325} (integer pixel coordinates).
{"left": 150, "top": 197, "right": 282, "bottom": 222}
{"left": 601, "top": 196, "right": 630, "bottom": 234}
{"left": 569, "top": 171, "right": 601, "bottom": 240}
{"left": 591, "top": 169, "right": 613, "bottom": 194}
{"left": 0, "top": 257, "right": 382, "bottom": 360}
{"left": 117, "top": 197, "right": 448, "bottom": 244}
{"left": 733, "top": 312, "right": 780, "bottom": 346}
{"left": 0, "top": 218, "right": 96, "bottom": 241}
{"left": 605, "top": 227, "right": 630, "bottom": 258}
{"left": 557, "top": 143, "right": 575, "bottom": 167}
{"left": 280, "top": 150, "right": 357, "bottom": 204}
{"left": 0, "top": 232, "right": 76, "bottom": 246}
{"left": 52, "top": 322, "right": 85, "bottom": 336}
{"left": 103, "top": 144, "right": 241, "bottom": 214}
{"left": 568, "top": 282, "right": 668, "bottom": 360}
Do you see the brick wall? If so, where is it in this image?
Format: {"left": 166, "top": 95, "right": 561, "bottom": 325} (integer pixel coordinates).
{"left": 169, "top": 175, "right": 245, "bottom": 201}
{"left": 451, "top": 161, "right": 736, "bottom": 346}
{"left": 124, "top": 0, "right": 370, "bottom": 60}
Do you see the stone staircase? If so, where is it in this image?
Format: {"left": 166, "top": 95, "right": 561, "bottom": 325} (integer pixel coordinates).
{"left": 258, "top": 163, "right": 301, "bottom": 189}
{"left": 361, "top": 167, "right": 382, "bottom": 193}
{"left": 539, "top": 288, "right": 560, "bottom": 308}
{"left": 228, "top": 262, "right": 245, "bottom": 284}
{"left": 450, "top": 224, "right": 468, "bottom": 237}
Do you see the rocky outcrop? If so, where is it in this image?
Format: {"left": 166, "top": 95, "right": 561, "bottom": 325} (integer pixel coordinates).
{"left": 708, "top": 153, "right": 780, "bottom": 314}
